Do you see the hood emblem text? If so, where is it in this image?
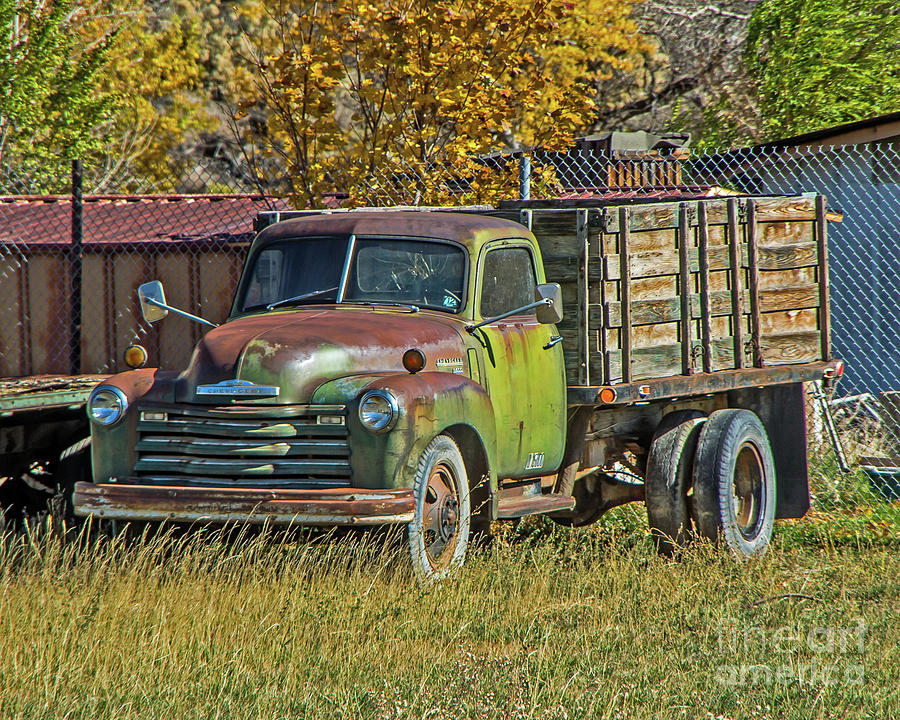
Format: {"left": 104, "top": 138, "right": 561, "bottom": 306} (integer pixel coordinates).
{"left": 196, "top": 379, "right": 280, "bottom": 397}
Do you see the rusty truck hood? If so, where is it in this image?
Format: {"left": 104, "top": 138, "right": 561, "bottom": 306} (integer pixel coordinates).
{"left": 174, "top": 306, "right": 469, "bottom": 403}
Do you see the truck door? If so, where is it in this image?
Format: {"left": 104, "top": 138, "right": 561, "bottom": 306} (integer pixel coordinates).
{"left": 475, "top": 242, "right": 566, "bottom": 478}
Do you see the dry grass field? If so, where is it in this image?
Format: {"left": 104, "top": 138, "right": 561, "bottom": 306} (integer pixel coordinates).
{"left": 0, "top": 497, "right": 897, "bottom": 720}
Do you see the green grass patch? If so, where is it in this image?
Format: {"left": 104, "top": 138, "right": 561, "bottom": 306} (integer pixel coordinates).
{"left": 1, "top": 512, "right": 897, "bottom": 720}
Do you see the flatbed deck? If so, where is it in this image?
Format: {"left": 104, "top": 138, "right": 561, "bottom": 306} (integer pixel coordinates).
{"left": 0, "top": 375, "right": 105, "bottom": 416}
{"left": 567, "top": 360, "right": 842, "bottom": 406}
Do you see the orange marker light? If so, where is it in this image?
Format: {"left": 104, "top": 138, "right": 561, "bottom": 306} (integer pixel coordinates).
{"left": 124, "top": 344, "right": 148, "bottom": 369}
{"left": 402, "top": 348, "right": 426, "bottom": 374}
{"left": 598, "top": 387, "right": 617, "bottom": 404}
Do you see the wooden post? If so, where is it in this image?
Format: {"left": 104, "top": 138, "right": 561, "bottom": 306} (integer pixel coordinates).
{"left": 577, "top": 209, "right": 590, "bottom": 385}
{"left": 618, "top": 206, "right": 632, "bottom": 383}
{"left": 745, "top": 199, "right": 763, "bottom": 367}
{"left": 727, "top": 198, "right": 745, "bottom": 369}
{"left": 815, "top": 194, "right": 832, "bottom": 361}
{"left": 697, "top": 202, "right": 713, "bottom": 373}
{"left": 678, "top": 203, "right": 694, "bottom": 375}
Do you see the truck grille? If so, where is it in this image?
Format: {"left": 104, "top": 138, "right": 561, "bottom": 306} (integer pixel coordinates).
{"left": 133, "top": 404, "right": 351, "bottom": 489}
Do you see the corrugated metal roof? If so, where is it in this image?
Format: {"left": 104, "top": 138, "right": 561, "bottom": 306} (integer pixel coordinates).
{"left": 0, "top": 194, "right": 294, "bottom": 244}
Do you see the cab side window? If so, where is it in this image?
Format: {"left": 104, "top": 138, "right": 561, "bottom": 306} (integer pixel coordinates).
{"left": 480, "top": 247, "right": 537, "bottom": 318}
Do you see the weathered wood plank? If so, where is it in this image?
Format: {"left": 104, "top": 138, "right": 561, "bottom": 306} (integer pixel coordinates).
{"left": 603, "top": 241, "right": 819, "bottom": 280}
{"left": 746, "top": 199, "right": 763, "bottom": 367}
{"left": 604, "top": 284, "right": 821, "bottom": 327}
{"left": 577, "top": 209, "right": 590, "bottom": 385}
{"left": 603, "top": 199, "right": 733, "bottom": 233}
{"left": 603, "top": 331, "right": 822, "bottom": 382}
{"left": 728, "top": 198, "right": 745, "bottom": 369}
{"left": 678, "top": 203, "right": 693, "bottom": 375}
{"left": 618, "top": 207, "right": 632, "bottom": 383}
{"left": 542, "top": 255, "right": 602, "bottom": 284}
{"left": 754, "top": 196, "right": 817, "bottom": 222}
{"left": 815, "top": 194, "right": 831, "bottom": 361}
{"left": 698, "top": 202, "right": 713, "bottom": 373}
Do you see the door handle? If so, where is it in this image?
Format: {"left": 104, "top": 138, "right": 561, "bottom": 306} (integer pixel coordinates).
{"left": 543, "top": 335, "right": 563, "bottom": 350}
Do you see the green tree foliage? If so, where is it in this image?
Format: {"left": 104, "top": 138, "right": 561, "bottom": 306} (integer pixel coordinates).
{"left": 746, "top": 0, "right": 900, "bottom": 141}
{"left": 0, "top": 0, "right": 116, "bottom": 168}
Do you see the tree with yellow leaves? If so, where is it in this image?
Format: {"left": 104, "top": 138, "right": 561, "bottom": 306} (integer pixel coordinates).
{"left": 232, "top": 0, "right": 650, "bottom": 206}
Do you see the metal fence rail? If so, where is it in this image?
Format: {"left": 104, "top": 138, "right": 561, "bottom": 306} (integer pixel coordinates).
{"left": 2, "top": 144, "right": 899, "bottom": 524}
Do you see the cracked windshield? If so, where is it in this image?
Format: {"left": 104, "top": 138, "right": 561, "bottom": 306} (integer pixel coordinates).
{"left": 240, "top": 237, "right": 466, "bottom": 313}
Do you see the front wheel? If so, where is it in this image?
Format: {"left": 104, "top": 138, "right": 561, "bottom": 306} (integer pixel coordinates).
{"left": 692, "top": 409, "right": 776, "bottom": 558}
{"left": 408, "top": 435, "right": 470, "bottom": 583}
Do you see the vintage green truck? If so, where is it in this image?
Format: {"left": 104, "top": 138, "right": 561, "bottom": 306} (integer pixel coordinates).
{"left": 71, "top": 195, "right": 842, "bottom": 580}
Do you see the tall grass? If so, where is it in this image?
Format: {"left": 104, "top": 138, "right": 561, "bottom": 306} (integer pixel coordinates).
{"left": 1, "top": 511, "right": 897, "bottom": 720}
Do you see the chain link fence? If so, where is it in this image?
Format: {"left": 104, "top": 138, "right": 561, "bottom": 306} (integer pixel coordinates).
{"left": 2, "top": 144, "right": 899, "bottom": 529}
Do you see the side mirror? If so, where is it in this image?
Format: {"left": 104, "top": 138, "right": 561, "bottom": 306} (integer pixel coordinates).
{"left": 535, "top": 283, "right": 563, "bottom": 324}
{"left": 138, "top": 281, "right": 169, "bottom": 323}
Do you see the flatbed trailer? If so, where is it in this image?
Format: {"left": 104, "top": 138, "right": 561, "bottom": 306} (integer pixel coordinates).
{"left": 0, "top": 375, "right": 103, "bottom": 525}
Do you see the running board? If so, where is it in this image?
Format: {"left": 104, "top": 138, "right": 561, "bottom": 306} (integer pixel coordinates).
{"left": 497, "top": 493, "right": 575, "bottom": 519}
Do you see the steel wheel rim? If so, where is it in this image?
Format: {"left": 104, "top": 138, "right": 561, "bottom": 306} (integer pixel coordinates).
{"left": 422, "top": 462, "right": 460, "bottom": 569}
{"left": 733, "top": 442, "right": 765, "bottom": 539}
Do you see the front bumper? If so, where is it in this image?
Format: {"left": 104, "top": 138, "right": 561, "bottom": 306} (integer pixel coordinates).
{"left": 73, "top": 482, "right": 414, "bottom": 525}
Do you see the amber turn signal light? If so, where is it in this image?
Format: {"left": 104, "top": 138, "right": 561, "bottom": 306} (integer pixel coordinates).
{"left": 598, "top": 387, "right": 617, "bottom": 404}
{"left": 124, "top": 344, "right": 148, "bottom": 369}
{"left": 402, "top": 348, "right": 426, "bottom": 374}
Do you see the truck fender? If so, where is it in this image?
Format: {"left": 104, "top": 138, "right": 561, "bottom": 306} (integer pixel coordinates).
{"left": 87, "top": 369, "right": 178, "bottom": 483}
{"left": 312, "top": 372, "right": 498, "bottom": 508}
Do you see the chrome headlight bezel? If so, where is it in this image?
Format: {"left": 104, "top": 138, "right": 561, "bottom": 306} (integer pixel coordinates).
{"left": 358, "top": 389, "right": 399, "bottom": 433}
{"left": 87, "top": 386, "right": 128, "bottom": 426}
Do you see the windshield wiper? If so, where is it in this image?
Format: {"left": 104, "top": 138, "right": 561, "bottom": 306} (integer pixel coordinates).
{"left": 266, "top": 286, "right": 339, "bottom": 311}
{"left": 350, "top": 301, "right": 420, "bottom": 313}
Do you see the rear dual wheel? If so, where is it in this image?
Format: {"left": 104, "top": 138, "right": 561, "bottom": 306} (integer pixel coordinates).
{"left": 645, "top": 409, "right": 776, "bottom": 558}
{"left": 692, "top": 410, "right": 776, "bottom": 558}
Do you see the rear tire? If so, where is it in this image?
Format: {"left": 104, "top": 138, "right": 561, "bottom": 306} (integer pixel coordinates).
{"left": 692, "top": 409, "right": 776, "bottom": 558}
{"left": 645, "top": 410, "right": 707, "bottom": 555}
{"left": 408, "top": 435, "right": 470, "bottom": 583}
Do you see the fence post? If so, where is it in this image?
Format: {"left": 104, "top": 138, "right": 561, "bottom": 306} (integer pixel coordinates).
{"left": 69, "top": 159, "right": 83, "bottom": 375}
{"left": 518, "top": 153, "right": 531, "bottom": 201}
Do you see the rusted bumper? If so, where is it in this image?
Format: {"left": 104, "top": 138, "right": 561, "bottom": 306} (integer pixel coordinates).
{"left": 72, "top": 482, "right": 415, "bottom": 525}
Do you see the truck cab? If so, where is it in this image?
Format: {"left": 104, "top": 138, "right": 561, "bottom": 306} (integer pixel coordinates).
{"left": 75, "top": 212, "right": 571, "bottom": 580}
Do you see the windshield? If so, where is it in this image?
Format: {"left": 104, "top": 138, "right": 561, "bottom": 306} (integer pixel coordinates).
{"left": 238, "top": 237, "right": 466, "bottom": 314}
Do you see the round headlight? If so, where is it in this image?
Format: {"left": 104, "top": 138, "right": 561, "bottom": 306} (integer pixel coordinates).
{"left": 87, "top": 386, "right": 128, "bottom": 426}
{"left": 358, "top": 390, "right": 398, "bottom": 433}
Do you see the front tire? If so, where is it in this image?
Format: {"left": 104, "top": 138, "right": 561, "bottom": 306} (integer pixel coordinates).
{"left": 692, "top": 410, "right": 776, "bottom": 558}
{"left": 408, "top": 435, "right": 470, "bottom": 583}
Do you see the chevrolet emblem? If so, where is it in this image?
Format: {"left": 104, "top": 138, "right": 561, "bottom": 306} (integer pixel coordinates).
{"left": 196, "top": 379, "right": 280, "bottom": 397}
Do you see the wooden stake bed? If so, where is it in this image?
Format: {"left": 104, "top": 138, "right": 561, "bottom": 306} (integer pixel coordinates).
{"left": 499, "top": 194, "right": 835, "bottom": 388}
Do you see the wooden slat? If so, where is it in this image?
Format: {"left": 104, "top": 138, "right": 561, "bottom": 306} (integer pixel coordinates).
{"left": 542, "top": 255, "right": 602, "bottom": 283}
{"left": 728, "top": 198, "right": 745, "bottom": 369}
{"left": 697, "top": 202, "right": 713, "bottom": 373}
{"left": 604, "top": 284, "right": 822, "bottom": 328}
{"left": 746, "top": 199, "right": 763, "bottom": 367}
{"left": 815, "top": 194, "right": 832, "bottom": 360}
{"left": 678, "top": 203, "right": 693, "bottom": 374}
{"left": 618, "top": 206, "right": 632, "bottom": 383}
{"left": 754, "top": 196, "right": 817, "bottom": 222}
{"left": 577, "top": 209, "right": 589, "bottom": 385}
{"left": 600, "top": 196, "right": 816, "bottom": 234}
{"left": 603, "top": 331, "right": 822, "bottom": 382}
{"left": 603, "top": 199, "right": 732, "bottom": 232}
{"left": 602, "top": 241, "right": 819, "bottom": 280}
